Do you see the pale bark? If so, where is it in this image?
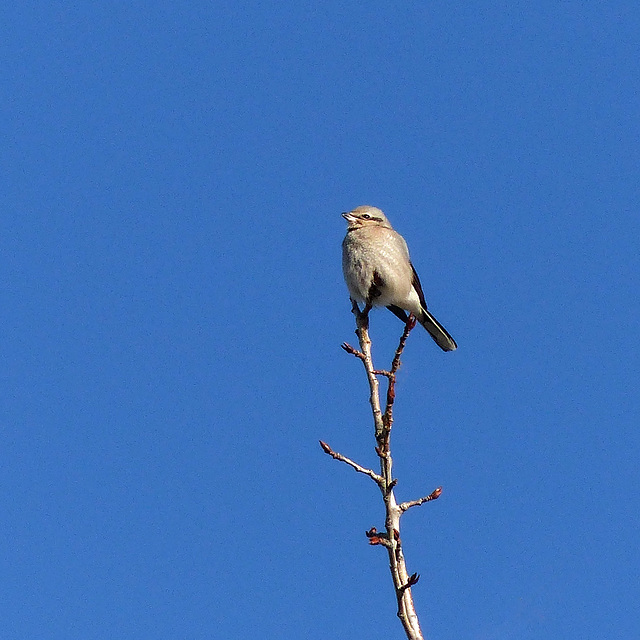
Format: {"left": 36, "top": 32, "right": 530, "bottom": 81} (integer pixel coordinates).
{"left": 321, "top": 304, "right": 442, "bottom": 640}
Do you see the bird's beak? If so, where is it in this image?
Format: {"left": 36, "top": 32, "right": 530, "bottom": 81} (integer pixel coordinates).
{"left": 342, "top": 212, "right": 357, "bottom": 223}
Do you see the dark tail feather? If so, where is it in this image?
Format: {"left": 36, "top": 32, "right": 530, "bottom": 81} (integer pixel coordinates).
{"left": 418, "top": 309, "right": 457, "bottom": 352}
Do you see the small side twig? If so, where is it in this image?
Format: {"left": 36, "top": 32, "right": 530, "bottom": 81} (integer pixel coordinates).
{"left": 341, "top": 342, "right": 365, "bottom": 360}
{"left": 365, "top": 527, "right": 393, "bottom": 548}
{"left": 399, "top": 572, "right": 421, "bottom": 595}
{"left": 399, "top": 487, "right": 443, "bottom": 512}
{"left": 319, "top": 441, "right": 384, "bottom": 488}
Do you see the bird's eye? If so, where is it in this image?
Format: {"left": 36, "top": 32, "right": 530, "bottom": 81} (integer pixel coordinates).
{"left": 362, "top": 214, "right": 371, "bottom": 219}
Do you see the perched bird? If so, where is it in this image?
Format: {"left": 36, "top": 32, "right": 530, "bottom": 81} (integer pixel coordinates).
{"left": 341, "top": 205, "right": 457, "bottom": 352}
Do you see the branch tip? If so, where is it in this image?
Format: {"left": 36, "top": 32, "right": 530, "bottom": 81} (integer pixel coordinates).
{"left": 341, "top": 342, "right": 365, "bottom": 360}
{"left": 398, "top": 572, "right": 420, "bottom": 598}
{"left": 320, "top": 442, "right": 384, "bottom": 486}
{"left": 399, "top": 486, "right": 443, "bottom": 512}
{"left": 366, "top": 527, "right": 392, "bottom": 547}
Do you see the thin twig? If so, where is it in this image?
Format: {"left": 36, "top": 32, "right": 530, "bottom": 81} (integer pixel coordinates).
{"left": 391, "top": 315, "right": 417, "bottom": 374}
{"left": 381, "top": 315, "right": 417, "bottom": 450}
{"left": 319, "top": 441, "right": 384, "bottom": 487}
{"left": 365, "top": 527, "right": 393, "bottom": 548}
{"left": 399, "top": 487, "right": 443, "bottom": 512}
{"left": 350, "top": 304, "right": 385, "bottom": 442}
{"left": 341, "top": 342, "right": 365, "bottom": 360}
{"left": 399, "top": 572, "right": 421, "bottom": 595}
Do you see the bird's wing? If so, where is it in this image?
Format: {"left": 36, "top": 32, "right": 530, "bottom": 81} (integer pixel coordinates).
{"left": 410, "top": 263, "right": 429, "bottom": 310}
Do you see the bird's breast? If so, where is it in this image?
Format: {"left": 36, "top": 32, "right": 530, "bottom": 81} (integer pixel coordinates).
{"left": 342, "top": 229, "right": 414, "bottom": 305}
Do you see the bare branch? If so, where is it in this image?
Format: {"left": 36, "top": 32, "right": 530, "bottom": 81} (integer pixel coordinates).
{"left": 350, "top": 308, "right": 386, "bottom": 443}
{"left": 322, "top": 305, "right": 437, "bottom": 640}
{"left": 319, "top": 441, "right": 384, "bottom": 487}
{"left": 399, "top": 487, "right": 443, "bottom": 512}
{"left": 380, "top": 315, "right": 418, "bottom": 451}
{"left": 351, "top": 316, "right": 425, "bottom": 639}
{"left": 391, "top": 315, "right": 417, "bottom": 374}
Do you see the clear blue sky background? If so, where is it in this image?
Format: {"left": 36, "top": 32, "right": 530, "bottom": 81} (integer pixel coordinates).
{"left": 3, "top": 3, "right": 639, "bottom": 639}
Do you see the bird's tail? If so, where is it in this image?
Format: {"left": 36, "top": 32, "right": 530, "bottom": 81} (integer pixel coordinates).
{"left": 418, "top": 309, "right": 457, "bottom": 352}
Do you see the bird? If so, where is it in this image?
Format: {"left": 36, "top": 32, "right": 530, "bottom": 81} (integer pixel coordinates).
{"left": 341, "top": 205, "right": 457, "bottom": 352}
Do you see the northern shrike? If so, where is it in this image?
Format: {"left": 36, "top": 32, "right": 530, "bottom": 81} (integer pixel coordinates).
{"left": 342, "top": 205, "right": 457, "bottom": 352}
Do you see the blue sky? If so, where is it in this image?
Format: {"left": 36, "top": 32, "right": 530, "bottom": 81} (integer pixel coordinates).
{"left": 3, "top": 3, "right": 639, "bottom": 638}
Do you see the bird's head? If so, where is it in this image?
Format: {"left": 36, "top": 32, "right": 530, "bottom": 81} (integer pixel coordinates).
{"left": 341, "top": 206, "right": 392, "bottom": 230}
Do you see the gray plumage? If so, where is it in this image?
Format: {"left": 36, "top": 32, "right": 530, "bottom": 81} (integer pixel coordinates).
{"left": 341, "top": 205, "right": 457, "bottom": 352}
